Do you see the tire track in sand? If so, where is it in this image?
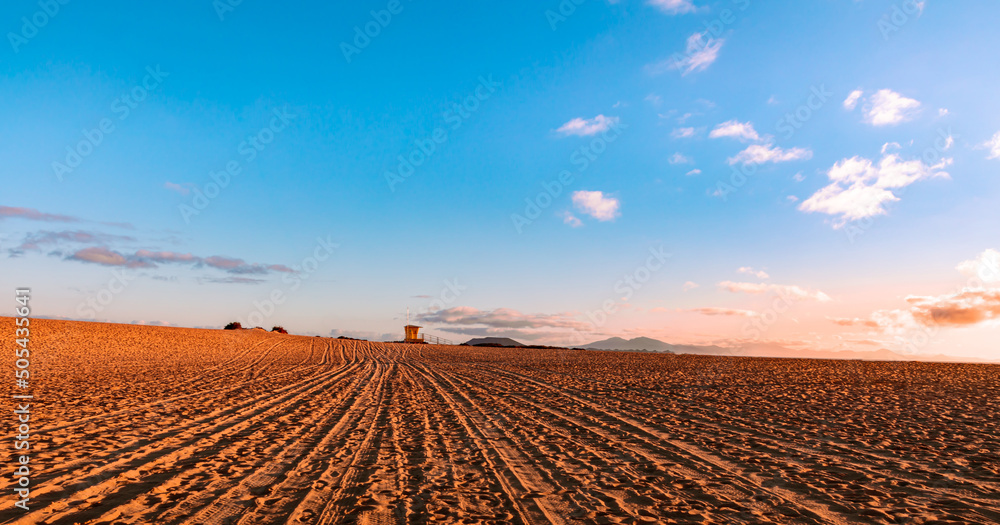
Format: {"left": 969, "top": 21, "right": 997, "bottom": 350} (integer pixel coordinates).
{"left": 11, "top": 358, "right": 360, "bottom": 525}
{"left": 457, "top": 363, "right": 853, "bottom": 525}
{"left": 411, "top": 362, "right": 582, "bottom": 525}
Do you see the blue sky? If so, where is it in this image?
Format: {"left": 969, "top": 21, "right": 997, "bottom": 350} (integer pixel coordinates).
{"left": 3, "top": 0, "right": 1000, "bottom": 358}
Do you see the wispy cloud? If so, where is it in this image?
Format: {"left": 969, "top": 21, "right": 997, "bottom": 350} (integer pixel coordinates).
{"left": 15, "top": 230, "right": 136, "bottom": 252}
{"left": 201, "top": 255, "right": 295, "bottom": 274}
{"left": 828, "top": 317, "right": 879, "bottom": 328}
{"left": 572, "top": 191, "right": 620, "bottom": 221}
{"left": 682, "top": 307, "right": 759, "bottom": 317}
{"left": 682, "top": 281, "right": 699, "bottom": 291}
{"left": 798, "top": 153, "right": 951, "bottom": 227}
{"left": 65, "top": 247, "right": 294, "bottom": 277}
{"left": 417, "top": 306, "right": 590, "bottom": 331}
{"left": 0, "top": 206, "right": 78, "bottom": 223}
{"left": 737, "top": 266, "right": 769, "bottom": 279}
{"left": 561, "top": 211, "right": 583, "bottom": 228}
{"left": 718, "top": 281, "right": 832, "bottom": 302}
{"left": 135, "top": 250, "right": 199, "bottom": 264}
{"left": 671, "top": 127, "right": 697, "bottom": 139}
{"left": 556, "top": 115, "right": 619, "bottom": 137}
{"left": 68, "top": 247, "right": 152, "bottom": 268}
{"left": 164, "top": 182, "right": 192, "bottom": 196}
{"left": 649, "top": 31, "right": 724, "bottom": 76}
{"left": 669, "top": 152, "right": 692, "bottom": 164}
{"left": 728, "top": 143, "right": 812, "bottom": 166}
{"left": 647, "top": 0, "right": 697, "bottom": 14}
{"left": 200, "top": 276, "right": 267, "bottom": 285}
{"left": 843, "top": 89, "right": 863, "bottom": 111}
{"left": 0, "top": 206, "right": 133, "bottom": 229}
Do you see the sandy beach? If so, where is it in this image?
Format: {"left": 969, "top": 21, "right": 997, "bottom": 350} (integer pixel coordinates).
{"left": 0, "top": 318, "right": 996, "bottom": 524}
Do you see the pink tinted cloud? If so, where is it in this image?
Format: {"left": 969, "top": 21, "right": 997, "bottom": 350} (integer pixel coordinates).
{"left": 65, "top": 247, "right": 292, "bottom": 278}
{"left": 418, "top": 306, "right": 590, "bottom": 331}
{"left": 16, "top": 230, "right": 136, "bottom": 251}
{"left": 682, "top": 307, "right": 758, "bottom": 317}
{"left": 906, "top": 290, "right": 1000, "bottom": 327}
{"left": 134, "top": 250, "right": 198, "bottom": 263}
{"left": 718, "top": 281, "right": 832, "bottom": 302}
{"left": 828, "top": 317, "right": 879, "bottom": 328}
{"left": 68, "top": 247, "right": 152, "bottom": 268}
{"left": 0, "top": 206, "right": 77, "bottom": 222}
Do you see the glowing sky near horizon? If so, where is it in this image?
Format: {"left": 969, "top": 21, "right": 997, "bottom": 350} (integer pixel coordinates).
{"left": 2, "top": 1, "right": 999, "bottom": 359}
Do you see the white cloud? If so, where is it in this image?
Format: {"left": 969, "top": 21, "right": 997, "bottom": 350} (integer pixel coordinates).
{"left": 881, "top": 142, "right": 901, "bottom": 154}
{"left": 863, "top": 89, "right": 921, "bottom": 126}
{"left": 572, "top": 191, "right": 620, "bottom": 221}
{"left": 648, "top": 0, "right": 697, "bottom": 14}
{"left": 938, "top": 108, "right": 950, "bottom": 117}
{"left": 561, "top": 211, "right": 583, "bottom": 228}
{"left": 556, "top": 115, "right": 619, "bottom": 137}
{"left": 678, "top": 32, "right": 725, "bottom": 74}
{"left": 709, "top": 120, "right": 761, "bottom": 142}
{"left": 798, "top": 153, "right": 951, "bottom": 227}
{"left": 669, "top": 152, "right": 692, "bottom": 164}
{"left": 682, "top": 281, "right": 699, "bottom": 291}
{"left": 649, "top": 31, "right": 724, "bottom": 76}
{"left": 671, "top": 127, "right": 697, "bottom": 139}
{"left": 682, "top": 307, "right": 759, "bottom": 317}
{"left": 718, "top": 281, "right": 832, "bottom": 302}
{"left": 793, "top": 172, "right": 806, "bottom": 182}
{"left": 843, "top": 89, "right": 863, "bottom": 111}
{"left": 728, "top": 143, "right": 812, "bottom": 165}
{"left": 737, "top": 266, "right": 770, "bottom": 279}
{"left": 685, "top": 169, "right": 702, "bottom": 176}
{"left": 956, "top": 249, "right": 1000, "bottom": 284}
{"left": 980, "top": 131, "right": 1000, "bottom": 160}
{"left": 645, "top": 94, "right": 663, "bottom": 107}
{"left": 786, "top": 195, "right": 799, "bottom": 203}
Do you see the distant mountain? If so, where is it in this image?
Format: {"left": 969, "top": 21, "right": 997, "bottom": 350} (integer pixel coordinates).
{"left": 580, "top": 336, "right": 996, "bottom": 363}
{"left": 583, "top": 337, "right": 676, "bottom": 353}
{"left": 463, "top": 337, "right": 525, "bottom": 347}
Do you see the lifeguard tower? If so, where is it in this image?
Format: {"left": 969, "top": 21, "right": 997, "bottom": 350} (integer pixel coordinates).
{"left": 404, "top": 324, "right": 424, "bottom": 344}
{"left": 402, "top": 307, "right": 452, "bottom": 345}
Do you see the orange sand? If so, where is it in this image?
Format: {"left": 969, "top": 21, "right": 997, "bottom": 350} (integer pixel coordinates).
{"left": 1, "top": 318, "right": 998, "bottom": 524}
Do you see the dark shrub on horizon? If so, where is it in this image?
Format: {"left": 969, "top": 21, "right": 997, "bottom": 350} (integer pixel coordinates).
{"left": 271, "top": 326, "right": 288, "bottom": 334}
{"left": 224, "top": 322, "right": 242, "bottom": 330}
